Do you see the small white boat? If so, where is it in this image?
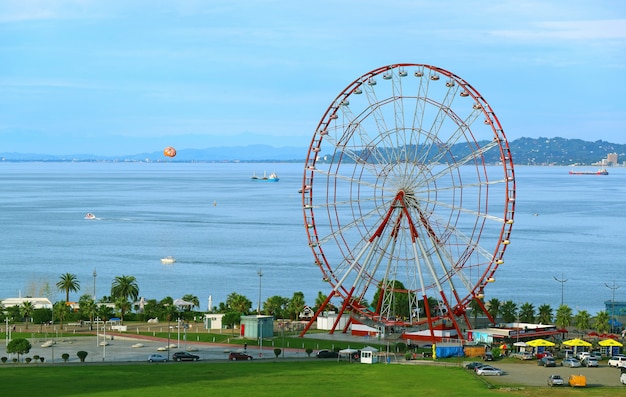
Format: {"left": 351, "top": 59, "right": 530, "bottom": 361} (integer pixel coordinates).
{"left": 160, "top": 256, "right": 176, "bottom": 264}
{"left": 84, "top": 213, "right": 97, "bottom": 220}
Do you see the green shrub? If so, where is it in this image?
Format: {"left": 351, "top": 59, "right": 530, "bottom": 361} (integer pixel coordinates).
{"left": 395, "top": 342, "right": 407, "bottom": 353}
{"left": 25, "top": 357, "right": 32, "bottom": 364}
{"left": 305, "top": 348, "right": 313, "bottom": 357}
{"left": 1, "top": 357, "right": 7, "bottom": 363}
{"left": 61, "top": 353, "right": 70, "bottom": 362}
{"left": 273, "top": 348, "right": 281, "bottom": 358}
{"left": 33, "top": 355, "right": 40, "bottom": 361}
{"left": 77, "top": 351, "right": 88, "bottom": 362}
{"left": 12, "top": 358, "right": 18, "bottom": 363}
{"left": 39, "top": 357, "right": 45, "bottom": 363}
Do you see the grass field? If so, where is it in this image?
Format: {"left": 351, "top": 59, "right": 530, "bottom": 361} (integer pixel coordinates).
{"left": 0, "top": 360, "right": 620, "bottom": 397}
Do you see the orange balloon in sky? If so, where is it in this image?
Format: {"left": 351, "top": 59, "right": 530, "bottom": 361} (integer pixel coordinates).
{"left": 163, "top": 146, "right": 177, "bottom": 158}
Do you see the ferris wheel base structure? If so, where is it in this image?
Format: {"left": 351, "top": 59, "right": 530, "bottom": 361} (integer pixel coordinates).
{"left": 299, "top": 64, "right": 516, "bottom": 343}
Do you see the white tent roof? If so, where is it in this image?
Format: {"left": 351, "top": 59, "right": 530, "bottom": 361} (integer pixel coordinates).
{"left": 338, "top": 348, "right": 358, "bottom": 354}
{"left": 361, "top": 346, "right": 379, "bottom": 352}
{"left": 173, "top": 298, "right": 194, "bottom": 307}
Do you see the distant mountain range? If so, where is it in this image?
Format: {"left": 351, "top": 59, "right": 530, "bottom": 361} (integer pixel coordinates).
{"left": 1, "top": 137, "right": 624, "bottom": 166}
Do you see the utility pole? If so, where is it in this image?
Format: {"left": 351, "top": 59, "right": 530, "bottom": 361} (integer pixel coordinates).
{"left": 605, "top": 280, "right": 620, "bottom": 333}
{"left": 257, "top": 269, "right": 263, "bottom": 315}
{"left": 553, "top": 273, "right": 567, "bottom": 307}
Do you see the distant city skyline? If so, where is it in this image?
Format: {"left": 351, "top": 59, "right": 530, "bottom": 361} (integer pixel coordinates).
{"left": 1, "top": 1, "right": 625, "bottom": 156}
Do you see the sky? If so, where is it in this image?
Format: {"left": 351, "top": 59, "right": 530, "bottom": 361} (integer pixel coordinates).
{"left": 0, "top": 0, "right": 625, "bottom": 156}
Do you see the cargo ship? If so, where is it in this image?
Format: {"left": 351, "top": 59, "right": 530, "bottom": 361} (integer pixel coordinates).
{"left": 568, "top": 168, "right": 609, "bottom": 175}
{"left": 251, "top": 171, "right": 279, "bottom": 182}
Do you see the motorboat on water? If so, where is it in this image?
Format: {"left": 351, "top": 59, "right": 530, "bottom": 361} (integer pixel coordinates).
{"left": 160, "top": 256, "right": 176, "bottom": 264}
{"left": 251, "top": 171, "right": 279, "bottom": 182}
{"left": 84, "top": 213, "right": 97, "bottom": 220}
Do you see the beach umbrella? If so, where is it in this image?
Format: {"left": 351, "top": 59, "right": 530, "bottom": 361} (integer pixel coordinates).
{"left": 598, "top": 339, "right": 623, "bottom": 347}
{"left": 526, "top": 338, "right": 556, "bottom": 347}
{"left": 562, "top": 338, "right": 592, "bottom": 347}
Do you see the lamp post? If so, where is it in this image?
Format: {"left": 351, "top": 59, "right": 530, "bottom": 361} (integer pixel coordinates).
{"left": 257, "top": 269, "right": 263, "bottom": 315}
{"left": 605, "top": 280, "right": 620, "bottom": 333}
{"left": 92, "top": 269, "right": 97, "bottom": 300}
{"left": 553, "top": 273, "right": 567, "bottom": 307}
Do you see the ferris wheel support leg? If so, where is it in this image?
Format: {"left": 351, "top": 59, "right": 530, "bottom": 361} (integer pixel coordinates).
{"left": 298, "top": 291, "right": 336, "bottom": 337}
{"left": 330, "top": 287, "right": 356, "bottom": 334}
{"left": 451, "top": 289, "right": 473, "bottom": 333}
{"left": 439, "top": 291, "right": 464, "bottom": 342}
{"left": 422, "top": 295, "right": 437, "bottom": 343}
{"left": 473, "top": 296, "right": 495, "bottom": 325}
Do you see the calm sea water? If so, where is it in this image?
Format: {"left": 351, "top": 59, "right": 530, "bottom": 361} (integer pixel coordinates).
{"left": 1, "top": 162, "right": 624, "bottom": 315}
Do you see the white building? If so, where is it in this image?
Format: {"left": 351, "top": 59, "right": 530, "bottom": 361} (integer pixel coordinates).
{"left": 1, "top": 297, "right": 52, "bottom": 309}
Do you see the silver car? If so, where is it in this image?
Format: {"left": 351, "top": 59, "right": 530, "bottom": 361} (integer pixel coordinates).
{"left": 562, "top": 358, "right": 581, "bottom": 368}
{"left": 476, "top": 365, "right": 503, "bottom": 376}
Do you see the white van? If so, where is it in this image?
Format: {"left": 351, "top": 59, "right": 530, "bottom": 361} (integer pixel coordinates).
{"left": 608, "top": 355, "right": 626, "bottom": 367}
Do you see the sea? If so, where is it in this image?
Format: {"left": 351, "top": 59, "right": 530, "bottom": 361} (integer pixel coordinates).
{"left": 1, "top": 162, "right": 624, "bottom": 316}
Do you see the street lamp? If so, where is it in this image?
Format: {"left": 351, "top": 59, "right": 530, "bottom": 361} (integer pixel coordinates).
{"left": 257, "top": 269, "right": 263, "bottom": 315}
{"left": 553, "top": 273, "right": 567, "bottom": 307}
{"left": 92, "top": 269, "right": 97, "bottom": 300}
{"left": 605, "top": 280, "right": 620, "bottom": 333}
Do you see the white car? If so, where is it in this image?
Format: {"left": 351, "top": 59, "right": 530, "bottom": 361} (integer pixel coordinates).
{"left": 562, "top": 358, "right": 582, "bottom": 368}
{"left": 582, "top": 357, "right": 599, "bottom": 367}
{"left": 547, "top": 374, "right": 564, "bottom": 387}
{"left": 476, "top": 365, "right": 503, "bottom": 376}
{"left": 608, "top": 356, "right": 626, "bottom": 368}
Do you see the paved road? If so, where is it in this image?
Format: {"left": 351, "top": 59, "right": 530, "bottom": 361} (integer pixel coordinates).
{"left": 17, "top": 333, "right": 310, "bottom": 364}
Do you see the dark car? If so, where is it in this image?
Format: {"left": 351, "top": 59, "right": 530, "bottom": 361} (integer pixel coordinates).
{"left": 465, "top": 362, "right": 484, "bottom": 370}
{"left": 538, "top": 356, "right": 556, "bottom": 367}
{"left": 483, "top": 351, "right": 494, "bottom": 361}
{"left": 229, "top": 352, "right": 253, "bottom": 361}
{"left": 172, "top": 351, "right": 200, "bottom": 362}
{"left": 316, "top": 349, "right": 339, "bottom": 358}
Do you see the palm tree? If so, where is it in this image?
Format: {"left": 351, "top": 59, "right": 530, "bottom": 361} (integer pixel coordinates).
{"left": 110, "top": 275, "right": 139, "bottom": 323}
{"left": 182, "top": 294, "right": 200, "bottom": 311}
{"left": 287, "top": 291, "right": 306, "bottom": 321}
{"left": 20, "top": 301, "right": 35, "bottom": 330}
{"left": 468, "top": 298, "right": 484, "bottom": 327}
{"left": 226, "top": 292, "right": 252, "bottom": 314}
{"left": 78, "top": 294, "right": 97, "bottom": 330}
{"left": 519, "top": 302, "right": 536, "bottom": 323}
{"left": 555, "top": 304, "right": 573, "bottom": 329}
{"left": 499, "top": 300, "right": 518, "bottom": 323}
{"left": 574, "top": 310, "right": 591, "bottom": 332}
{"left": 53, "top": 301, "right": 70, "bottom": 328}
{"left": 486, "top": 298, "right": 501, "bottom": 321}
{"left": 594, "top": 310, "right": 610, "bottom": 334}
{"left": 537, "top": 304, "right": 553, "bottom": 324}
{"left": 56, "top": 273, "right": 80, "bottom": 302}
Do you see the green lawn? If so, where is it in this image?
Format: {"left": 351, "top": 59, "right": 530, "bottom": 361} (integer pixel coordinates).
{"left": 0, "top": 361, "right": 617, "bottom": 397}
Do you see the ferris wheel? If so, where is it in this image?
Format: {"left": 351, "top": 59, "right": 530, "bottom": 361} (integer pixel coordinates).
{"left": 299, "top": 64, "right": 515, "bottom": 341}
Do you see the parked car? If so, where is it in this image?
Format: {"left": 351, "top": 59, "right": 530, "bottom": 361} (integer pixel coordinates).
{"left": 538, "top": 356, "right": 556, "bottom": 367}
{"left": 581, "top": 357, "right": 599, "bottom": 367}
{"left": 483, "top": 351, "right": 494, "bottom": 361}
{"left": 536, "top": 351, "right": 553, "bottom": 359}
{"left": 568, "top": 374, "right": 586, "bottom": 387}
{"left": 608, "top": 356, "right": 626, "bottom": 368}
{"left": 465, "top": 362, "right": 484, "bottom": 370}
{"left": 590, "top": 351, "right": 603, "bottom": 360}
{"left": 577, "top": 351, "right": 591, "bottom": 361}
{"left": 547, "top": 374, "right": 564, "bottom": 387}
{"left": 511, "top": 351, "right": 534, "bottom": 360}
{"left": 147, "top": 354, "right": 168, "bottom": 362}
{"left": 228, "top": 352, "right": 253, "bottom": 361}
{"left": 557, "top": 349, "right": 574, "bottom": 359}
{"left": 316, "top": 349, "right": 339, "bottom": 359}
{"left": 562, "top": 358, "right": 582, "bottom": 368}
{"left": 475, "top": 365, "right": 503, "bottom": 376}
{"left": 172, "top": 351, "right": 200, "bottom": 362}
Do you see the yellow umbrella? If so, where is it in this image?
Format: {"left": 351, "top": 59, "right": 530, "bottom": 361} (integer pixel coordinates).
{"left": 562, "top": 338, "right": 592, "bottom": 347}
{"left": 598, "top": 339, "right": 623, "bottom": 347}
{"left": 526, "top": 338, "right": 556, "bottom": 347}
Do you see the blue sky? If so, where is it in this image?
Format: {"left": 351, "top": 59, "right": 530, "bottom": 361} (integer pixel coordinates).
{"left": 0, "top": 0, "right": 624, "bottom": 155}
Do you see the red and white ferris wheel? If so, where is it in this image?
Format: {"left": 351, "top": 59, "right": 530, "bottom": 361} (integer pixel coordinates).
{"left": 300, "top": 64, "right": 516, "bottom": 342}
